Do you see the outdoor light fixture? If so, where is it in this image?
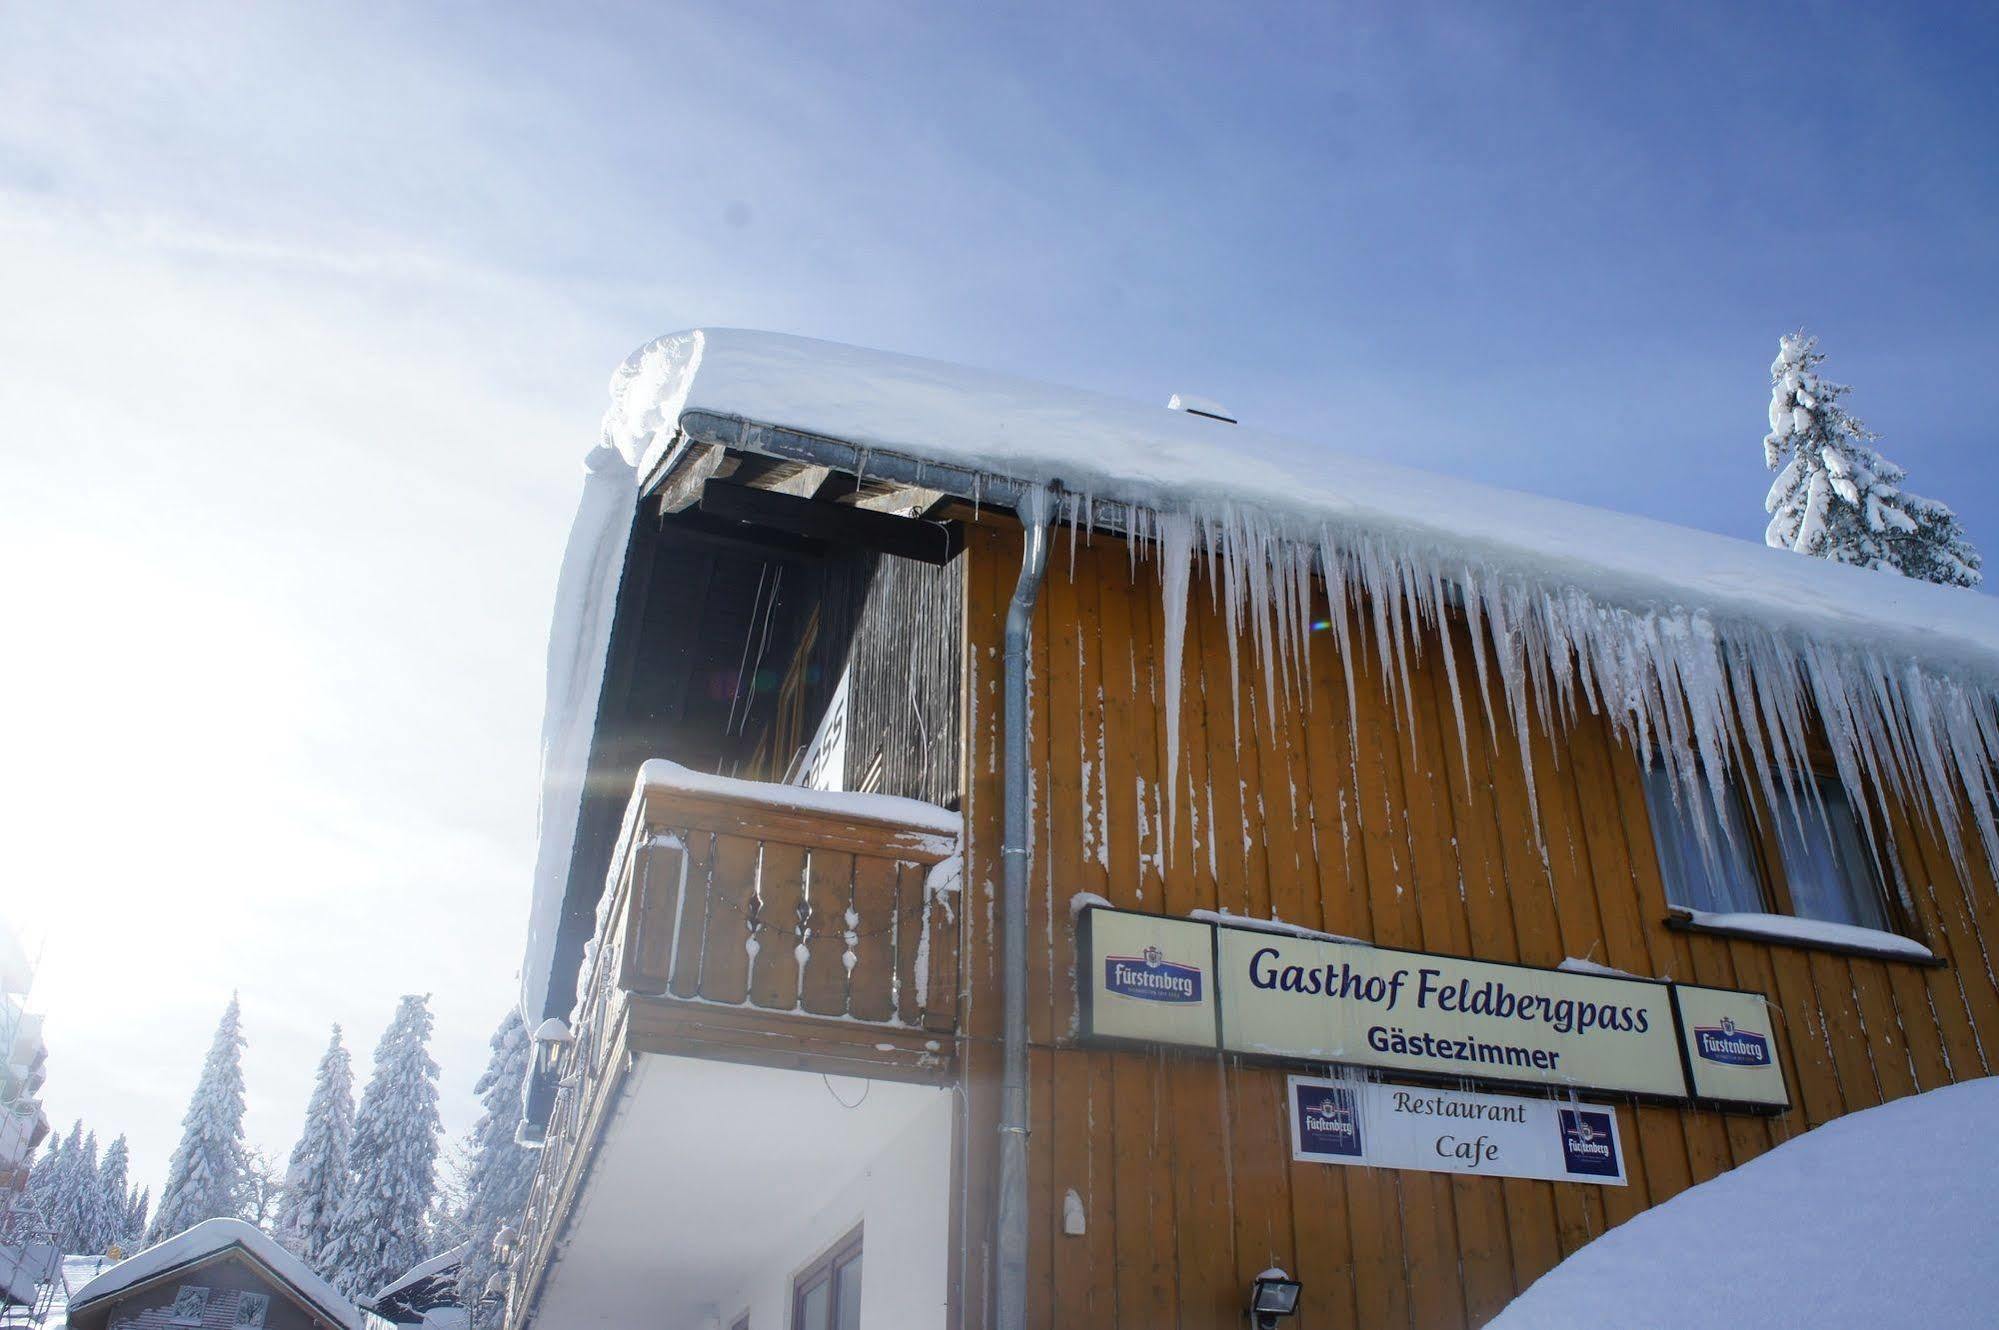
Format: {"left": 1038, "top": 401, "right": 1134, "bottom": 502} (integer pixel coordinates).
{"left": 1249, "top": 1269, "right": 1302, "bottom": 1328}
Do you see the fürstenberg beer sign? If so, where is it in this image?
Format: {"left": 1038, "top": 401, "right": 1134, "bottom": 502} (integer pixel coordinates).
{"left": 1077, "top": 906, "right": 1790, "bottom": 1110}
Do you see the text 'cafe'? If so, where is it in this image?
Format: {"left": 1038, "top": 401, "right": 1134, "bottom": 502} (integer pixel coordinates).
{"left": 1080, "top": 905, "right": 1789, "bottom": 1187}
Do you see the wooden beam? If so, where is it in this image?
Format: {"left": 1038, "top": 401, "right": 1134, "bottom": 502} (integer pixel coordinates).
{"left": 761, "top": 464, "right": 836, "bottom": 498}
{"left": 649, "top": 443, "right": 731, "bottom": 513}
{"left": 625, "top": 994, "right": 957, "bottom": 1086}
{"left": 852, "top": 484, "right": 949, "bottom": 515}
{"left": 699, "top": 479, "right": 963, "bottom": 565}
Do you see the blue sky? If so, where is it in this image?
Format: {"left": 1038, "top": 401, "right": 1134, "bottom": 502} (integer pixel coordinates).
{"left": 3, "top": 2, "right": 1994, "bottom": 1193}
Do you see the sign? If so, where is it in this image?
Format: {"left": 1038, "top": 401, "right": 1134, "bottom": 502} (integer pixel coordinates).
{"left": 1077, "top": 909, "right": 1219, "bottom": 1049}
{"left": 1288, "top": 1075, "right": 1629, "bottom": 1185}
{"left": 1076, "top": 906, "right": 1792, "bottom": 1110}
{"left": 1217, "top": 927, "right": 1687, "bottom": 1098}
{"left": 1673, "top": 983, "right": 1791, "bottom": 1109}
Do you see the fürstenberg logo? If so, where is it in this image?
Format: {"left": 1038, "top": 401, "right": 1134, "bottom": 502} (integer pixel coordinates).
{"left": 1558, "top": 1108, "right": 1619, "bottom": 1178}
{"left": 1693, "top": 1016, "right": 1772, "bottom": 1067}
{"left": 1104, "top": 945, "right": 1203, "bottom": 1003}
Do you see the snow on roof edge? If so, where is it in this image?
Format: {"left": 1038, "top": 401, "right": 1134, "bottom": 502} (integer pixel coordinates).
{"left": 368, "top": 1243, "right": 469, "bottom": 1306}
{"left": 613, "top": 328, "right": 1999, "bottom": 681}
{"left": 69, "top": 1219, "right": 361, "bottom": 1330}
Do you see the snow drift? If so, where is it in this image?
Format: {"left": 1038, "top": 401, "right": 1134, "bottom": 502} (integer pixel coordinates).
{"left": 1489, "top": 1078, "right": 1999, "bottom": 1329}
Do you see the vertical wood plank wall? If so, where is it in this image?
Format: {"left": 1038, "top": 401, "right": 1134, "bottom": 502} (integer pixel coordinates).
{"left": 952, "top": 521, "right": 1999, "bottom": 1330}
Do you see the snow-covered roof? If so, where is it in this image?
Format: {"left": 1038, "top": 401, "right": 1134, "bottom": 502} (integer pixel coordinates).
{"left": 608, "top": 329, "right": 1999, "bottom": 676}
{"left": 521, "top": 327, "right": 1999, "bottom": 1026}
{"left": 1489, "top": 1077, "right": 1999, "bottom": 1328}
{"left": 68, "top": 1219, "right": 361, "bottom": 1330}
{"left": 365, "top": 1243, "right": 467, "bottom": 1315}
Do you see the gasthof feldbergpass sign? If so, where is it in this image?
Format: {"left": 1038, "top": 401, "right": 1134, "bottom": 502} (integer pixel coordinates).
{"left": 1078, "top": 905, "right": 1790, "bottom": 1110}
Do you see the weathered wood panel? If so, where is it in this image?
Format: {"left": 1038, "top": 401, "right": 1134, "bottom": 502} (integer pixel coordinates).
{"left": 954, "top": 518, "right": 1999, "bottom": 1330}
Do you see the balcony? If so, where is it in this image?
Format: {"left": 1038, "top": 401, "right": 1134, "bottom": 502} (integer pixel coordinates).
{"left": 506, "top": 762, "right": 962, "bottom": 1330}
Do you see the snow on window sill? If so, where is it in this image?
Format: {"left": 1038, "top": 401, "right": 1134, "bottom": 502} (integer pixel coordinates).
{"left": 1666, "top": 909, "right": 1941, "bottom": 966}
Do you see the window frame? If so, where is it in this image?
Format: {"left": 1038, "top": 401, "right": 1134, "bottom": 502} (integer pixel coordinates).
{"left": 789, "top": 1224, "right": 863, "bottom": 1330}
{"left": 1640, "top": 753, "right": 1930, "bottom": 959}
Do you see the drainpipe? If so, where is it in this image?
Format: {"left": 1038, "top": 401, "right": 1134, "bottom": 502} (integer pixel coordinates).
{"left": 997, "top": 484, "right": 1053, "bottom": 1330}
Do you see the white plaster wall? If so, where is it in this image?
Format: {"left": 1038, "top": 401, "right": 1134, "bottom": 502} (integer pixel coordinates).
{"left": 712, "top": 1087, "right": 952, "bottom": 1330}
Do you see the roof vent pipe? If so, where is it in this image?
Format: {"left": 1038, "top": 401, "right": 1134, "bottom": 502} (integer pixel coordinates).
{"left": 1167, "top": 392, "right": 1237, "bottom": 424}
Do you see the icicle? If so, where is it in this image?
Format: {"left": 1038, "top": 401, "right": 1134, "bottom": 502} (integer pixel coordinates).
{"left": 1157, "top": 510, "right": 1196, "bottom": 853}
{"left": 1036, "top": 484, "right": 1999, "bottom": 910}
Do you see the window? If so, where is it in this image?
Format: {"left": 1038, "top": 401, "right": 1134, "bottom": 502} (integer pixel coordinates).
{"left": 1644, "top": 760, "right": 1898, "bottom": 935}
{"left": 1773, "top": 772, "right": 1890, "bottom": 930}
{"left": 1641, "top": 764, "right": 1766, "bottom": 915}
{"left": 791, "top": 1227, "right": 862, "bottom": 1330}
{"left": 169, "top": 1286, "right": 210, "bottom": 1325}
{"left": 233, "top": 1292, "right": 270, "bottom": 1329}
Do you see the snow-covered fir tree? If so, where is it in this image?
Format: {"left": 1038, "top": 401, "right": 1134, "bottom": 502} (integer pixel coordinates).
{"left": 275, "top": 1025, "right": 354, "bottom": 1263}
{"left": 1762, "top": 332, "right": 1982, "bottom": 586}
{"left": 453, "top": 1011, "right": 536, "bottom": 1327}
{"left": 316, "top": 996, "right": 443, "bottom": 1300}
{"left": 126, "top": 1186, "right": 150, "bottom": 1246}
{"left": 148, "top": 995, "right": 251, "bottom": 1242}
{"left": 93, "top": 1135, "right": 134, "bottom": 1252}
{"left": 42, "top": 1121, "right": 91, "bottom": 1250}
{"left": 25, "top": 1129, "right": 68, "bottom": 1227}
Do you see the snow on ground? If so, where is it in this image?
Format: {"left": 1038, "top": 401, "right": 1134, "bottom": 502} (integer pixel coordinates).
{"left": 1489, "top": 1078, "right": 1999, "bottom": 1330}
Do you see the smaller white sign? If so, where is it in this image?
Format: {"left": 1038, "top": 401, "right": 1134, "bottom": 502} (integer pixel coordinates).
{"left": 1288, "top": 1075, "right": 1627, "bottom": 1187}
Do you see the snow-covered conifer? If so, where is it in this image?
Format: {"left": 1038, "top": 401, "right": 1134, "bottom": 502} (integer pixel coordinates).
{"left": 26, "top": 1130, "right": 69, "bottom": 1223}
{"left": 1762, "top": 332, "right": 1982, "bottom": 586}
{"left": 43, "top": 1122, "right": 91, "bottom": 1250}
{"left": 316, "top": 996, "right": 443, "bottom": 1300}
{"left": 148, "top": 995, "right": 251, "bottom": 1242}
{"left": 126, "top": 1187, "right": 150, "bottom": 1246}
{"left": 275, "top": 1025, "right": 354, "bottom": 1263}
{"left": 93, "top": 1135, "right": 133, "bottom": 1252}
{"left": 454, "top": 1011, "right": 536, "bottom": 1327}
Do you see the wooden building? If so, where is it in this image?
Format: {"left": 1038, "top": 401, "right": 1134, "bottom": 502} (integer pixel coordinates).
{"left": 65, "top": 1220, "right": 360, "bottom": 1330}
{"left": 506, "top": 330, "right": 1999, "bottom": 1329}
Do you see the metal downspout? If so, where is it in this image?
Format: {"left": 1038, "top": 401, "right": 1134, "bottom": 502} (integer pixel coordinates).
{"left": 997, "top": 485, "right": 1053, "bottom": 1330}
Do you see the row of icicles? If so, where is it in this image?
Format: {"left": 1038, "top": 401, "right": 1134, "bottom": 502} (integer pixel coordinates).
{"left": 1017, "top": 486, "right": 1999, "bottom": 902}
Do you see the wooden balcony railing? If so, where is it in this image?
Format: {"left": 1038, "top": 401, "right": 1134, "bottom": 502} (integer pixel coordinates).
{"left": 504, "top": 763, "right": 962, "bottom": 1330}
{"left": 608, "top": 768, "right": 963, "bottom": 1027}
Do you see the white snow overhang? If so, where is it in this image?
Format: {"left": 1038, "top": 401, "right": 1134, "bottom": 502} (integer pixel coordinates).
{"left": 615, "top": 329, "right": 1999, "bottom": 678}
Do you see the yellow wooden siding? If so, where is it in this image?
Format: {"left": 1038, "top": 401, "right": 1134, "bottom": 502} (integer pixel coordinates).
{"left": 954, "top": 521, "right": 1998, "bottom": 1330}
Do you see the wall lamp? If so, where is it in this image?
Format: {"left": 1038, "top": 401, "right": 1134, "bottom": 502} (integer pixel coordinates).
{"left": 1249, "top": 1269, "right": 1302, "bottom": 1328}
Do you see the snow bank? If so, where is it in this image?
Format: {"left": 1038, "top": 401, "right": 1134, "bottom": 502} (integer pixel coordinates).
{"left": 1675, "top": 909, "right": 1936, "bottom": 961}
{"left": 1490, "top": 1078, "right": 1999, "bottom": 1330}
{"left": 69, "top": 1219, "right": 361, "bottom": 1330}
